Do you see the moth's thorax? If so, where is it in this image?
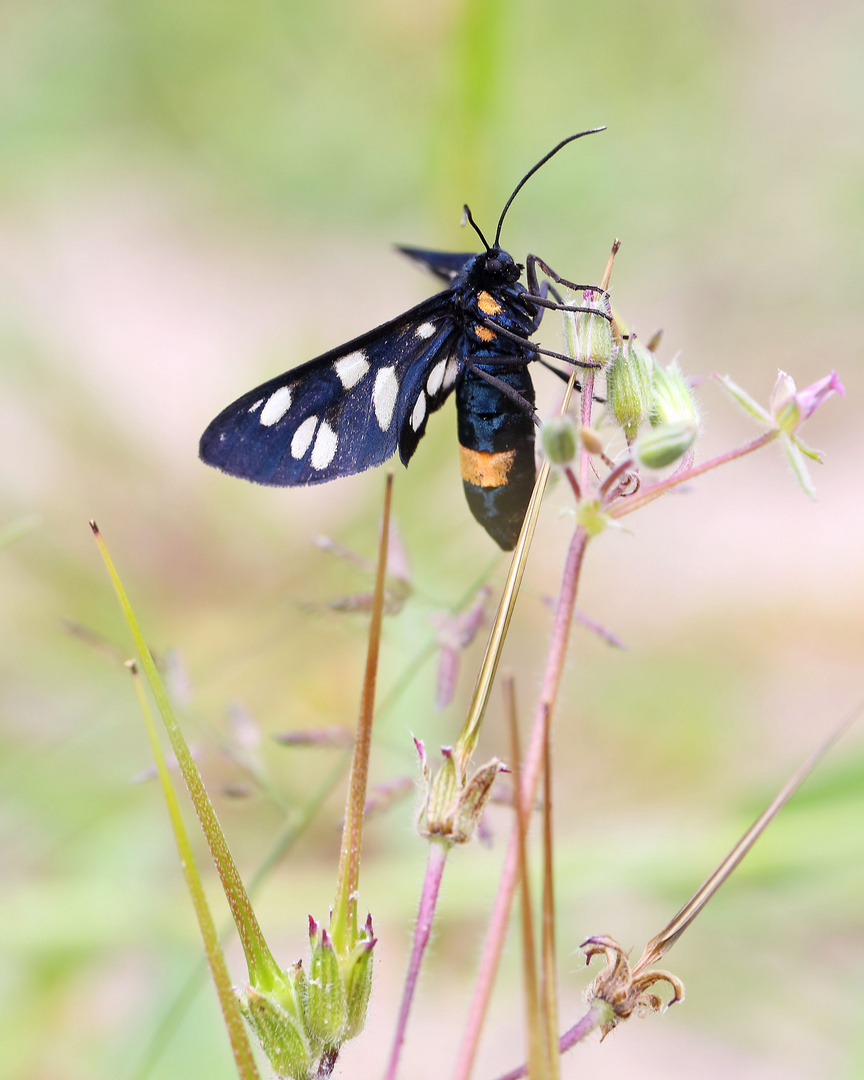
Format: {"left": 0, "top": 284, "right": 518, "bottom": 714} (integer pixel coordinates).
{"left": 461, "top": 246, "right": 524, "bottom": 290}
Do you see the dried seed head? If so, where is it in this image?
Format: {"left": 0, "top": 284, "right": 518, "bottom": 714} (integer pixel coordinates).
{"left": 416, "top": 744, "right": 506, "bottom": 844}
{"left": 581, "top": 935, "right": 684, "bottom": 1040}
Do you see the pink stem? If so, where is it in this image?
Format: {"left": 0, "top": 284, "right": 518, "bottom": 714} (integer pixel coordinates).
{"left": 611, "top": 430, "right": 778, "bottom": 519}
{"left": 491, "top": 1003, "right": 606, "bottom": 1080}
{"left": 579, "top": 371, "right": 595, "bottom": 494}
{"left": 384, "top": 840, "right": 450, "bottom": 1080}
{"left": 451, "top": 528, "right": 590, "bottom": 1080}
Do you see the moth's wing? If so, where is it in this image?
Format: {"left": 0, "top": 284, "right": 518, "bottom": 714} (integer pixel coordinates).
{"left": 397, "top": 247, "right": 477, "bottom": 284}
{"left": 199, "top": 294, "right": 461, "bottom": 486}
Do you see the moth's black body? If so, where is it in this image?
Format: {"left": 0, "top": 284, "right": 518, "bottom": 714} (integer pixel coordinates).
{"left": 200, "top": 131, "right": 606, "bottom": 549}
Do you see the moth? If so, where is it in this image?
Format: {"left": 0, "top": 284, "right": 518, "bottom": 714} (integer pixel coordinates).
{"left": 199, "top": 129, "right": 609, "bottom": 549}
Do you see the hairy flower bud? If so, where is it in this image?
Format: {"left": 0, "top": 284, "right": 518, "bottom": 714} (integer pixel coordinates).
{"left": 343, "top": 915, "right": 376, "bottom": 1039}
{"left": 637, "top": 422, "right": 699, "bottom": 469}
{"left": 540, "top": 415, "right": 578, "bottom": 466}
{"left": 650, "top": 360, "right": 699, "bottom": 429}
{"left": 239, "top": 982, "right": 312, "bottom": 1080}
{"left": 605, "top": 336, "right": 654, "bottom": 441}
{"left": 306, "top": 927, "right": 345, "bottom": 1047}
{"left": 568, "top": 287, "right": 613, "bottom": 370}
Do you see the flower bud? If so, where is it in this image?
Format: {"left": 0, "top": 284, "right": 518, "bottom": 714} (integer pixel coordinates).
{"left": 239, "top": 983, "right": 312, "bottom": 1080}
{"left": 579, "top": 426, "right": 604, "bottom": 455}
{"left": 305, "top": 927, "right": 346, "bottom": 1047}
{"left": 650, "top": 360, "right": 699, "bottom": 429}
{"left": 540, "top": 415, "right": 578, "bottom": 465}
{"left": 605, "top": 336, "right": 654, "bottom": 441}
{"left": 575, "top": 498, "right": 611, "bottom": 538}
{"left": 343, "top": 916, "right": 376, "bottom": 1039}
{"left": 636, "top": 422, "right": 698, "bottom": 469}
{"left": 568, "top": 288, "right": 613, "bottom": 369}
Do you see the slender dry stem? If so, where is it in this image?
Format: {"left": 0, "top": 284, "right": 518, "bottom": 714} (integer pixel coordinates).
{"left": 331, "top": 473, "right": 393, "bottom": 952}
{"left": 451, "top": 528, "right": 590, "bottom": 1080}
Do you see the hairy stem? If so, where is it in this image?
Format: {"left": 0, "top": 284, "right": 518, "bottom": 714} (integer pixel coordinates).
{"left": 384, "top": 840, "right": 450, "bottom": 1080}
{"left": 611, "top": 430, "right": 778, "bottom": 519}
{"left": 451, "top": 527, "right": 590, "bottom": 1080}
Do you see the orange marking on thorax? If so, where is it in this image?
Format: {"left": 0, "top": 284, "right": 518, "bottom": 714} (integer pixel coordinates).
{"left": 459, "top": 445, "right": 516, "bottom": 488}
{"left": 474, "top": 324, "right": 496, "bottom": 342}
{"left": 477, "top": 290, "right": 503, "bottom": 316}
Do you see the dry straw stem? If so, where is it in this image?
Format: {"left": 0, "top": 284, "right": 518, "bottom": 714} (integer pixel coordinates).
{"left": 540, "top": 726, "right": 560, "bottom": 1080}
{"left": 634, "top": 700, "right": 864, "bottom": 975}
{"left": 504, "top": 674, "right": 544, "bottom": 1080}
{"left": 330, "top": 472, "right": 393, "bottom": 954}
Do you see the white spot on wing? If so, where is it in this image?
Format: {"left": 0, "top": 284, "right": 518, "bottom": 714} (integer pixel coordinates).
{"left": 415, "top": 322, "right": 436, "bottom": 340}
{"left": 373, "top": 366, "right": 399, "bottom": 431}
{"left": 260, "top": 386, "right": 293, "bottom": 426}
{"left": 442, "top": 359, "right": 459, "bottom": 391}
{"left": 411, "top": 392, "right": 427, "bottom": 431}
{"left": 310, "top": 420, "right": 337, "bottom": 470}
{"left": 248, "top": 398, "right": 264, "bottom": 413}
{"left": 291, "top": 415, "right": 318, "bottom": 459}
{"left": 334, "top": 350, "right": 369, "bottom": 389}
{"left": 426, "top": 358, "right": 447, "bottom": 397}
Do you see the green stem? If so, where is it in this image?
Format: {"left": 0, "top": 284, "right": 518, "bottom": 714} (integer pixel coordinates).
{"left": 91, "top": 522, "right": 280, "bottom": 988}
{"left": 129, "top": 666, "right": 261, "bottom": 1080}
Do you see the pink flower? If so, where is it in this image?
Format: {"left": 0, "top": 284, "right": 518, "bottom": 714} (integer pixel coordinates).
{"left": 770, "top": 370, "right": 845, "bottom": 432}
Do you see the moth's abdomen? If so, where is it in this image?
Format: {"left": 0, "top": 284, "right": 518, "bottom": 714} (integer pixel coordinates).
{"left": 456, "top": 367, "right": 536, "bottom": 550}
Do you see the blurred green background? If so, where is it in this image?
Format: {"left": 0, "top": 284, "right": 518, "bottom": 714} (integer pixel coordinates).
{"left": 2, "top": 1, "right": 863, "bottom": 1078}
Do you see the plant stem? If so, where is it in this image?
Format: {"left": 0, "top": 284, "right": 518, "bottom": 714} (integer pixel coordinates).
{"left": 610, "top": 430, "right": 778, "bottom": 519}
{"left": 492, "top": 1002, "right": 609, "bottom": 1080}
{"left": 540, "top": 731, "right": 559, "bottom": 1080}
{"left": 331, "top": 474, "right": 392, "bottom": 953}
{"left": 505, "top": 674, "right": 544, "bottom": 1080}
{"left": 383, "top": 839, "right": 450, "bottom": 1080}
{"left": 451, "top": 526, "right": 590, "bottom": 1080}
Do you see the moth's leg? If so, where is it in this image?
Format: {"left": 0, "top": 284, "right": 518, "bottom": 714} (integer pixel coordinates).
{"left": 475, "top": 317, "right": 603, "bottom": 369}
{"left": 526, "top": 254, "right": 610, "bottom": 304}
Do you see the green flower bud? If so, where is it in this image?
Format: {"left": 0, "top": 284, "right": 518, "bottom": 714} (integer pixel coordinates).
{"left": 566, "top": 288, "right": 613, "bottom": 369}
{"left": 575, "top": 499, "right": 611, "bottom": 538}
{"left": 650, "top": 360, "right": 699, "bottom": 428}
{"left": 343, "top": 916, "right": 376, "bottom": 1039}
{"left": 306, "top": 925, "right": 346, "bottom": 1047}
{"left": 636, "top": 422, "right": 699, "bottom": 469}
{"left": 239, "top": 984, "right": 312, "bottom": 1080}
{"left": 605, "top": 336, "right": 654, "bottom": 441}
{"left": 540, "top": 415, "right": 578, "bottom": 466}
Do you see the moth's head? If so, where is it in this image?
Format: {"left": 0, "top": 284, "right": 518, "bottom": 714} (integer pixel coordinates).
{"left": 479, "top": 246, "right": 522, "bottom": 285}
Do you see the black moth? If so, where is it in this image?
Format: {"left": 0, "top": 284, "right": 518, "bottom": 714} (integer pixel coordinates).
{"left": 200, "top": 130, "right": 609, "bottom": 550}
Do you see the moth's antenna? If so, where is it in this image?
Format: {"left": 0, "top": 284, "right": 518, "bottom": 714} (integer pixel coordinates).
{"left": 462, "top": 204, "right": 491, "bottom": 252}
{"left": 493, "top": 127, "right": 606, "bottom": 247}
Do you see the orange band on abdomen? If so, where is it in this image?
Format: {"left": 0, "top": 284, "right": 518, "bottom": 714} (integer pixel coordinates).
{"left": 459, "top": 445, "right": 516, "bottom": 488}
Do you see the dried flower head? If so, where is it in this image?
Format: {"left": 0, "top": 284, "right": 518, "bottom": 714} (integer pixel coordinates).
{"left": 581, "top": 935, "right": 684, "bottom": 1040}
